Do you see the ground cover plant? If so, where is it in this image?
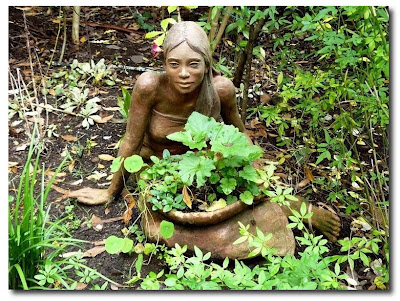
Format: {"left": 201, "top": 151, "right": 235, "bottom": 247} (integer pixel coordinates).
{"left": 8, "top": 6, "right": 389, "bottom": 290}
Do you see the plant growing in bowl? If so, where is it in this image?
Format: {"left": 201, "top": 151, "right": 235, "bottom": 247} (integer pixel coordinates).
{"left": 111, "top": 112, "right": 296, "bottom": 259}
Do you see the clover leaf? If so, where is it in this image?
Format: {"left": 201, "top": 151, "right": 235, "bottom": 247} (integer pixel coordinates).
{"left": 178, "top": 152, "right": 215, "bottom": 187}
{"left": 167, "top": 112, "right": 221, "bottom": 150}
{"left": 219, "top": 177, "right": 237, "bottom": 195}
{"left": 239, "top": 165, "right": 259, "bottom": 182}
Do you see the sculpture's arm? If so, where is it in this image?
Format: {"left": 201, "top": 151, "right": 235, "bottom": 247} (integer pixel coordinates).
{"left": 107, "top": 72, "right": 158, "bottom": 197}
{"left": 215, "top": 76, "right": 252, "bottom": 144}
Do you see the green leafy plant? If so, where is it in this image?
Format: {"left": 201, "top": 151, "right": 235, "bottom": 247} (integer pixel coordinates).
{"left": 8, "top": 127, "right": 82, "bottom": 289}
{"left": 115, "top": 112, "right": 274, "bottom": 214}
{"left": 117, "top": 87, "right": 132, "bottom": 119}
{"left": 105, "top": 235, "right": 134, "bottom": 255}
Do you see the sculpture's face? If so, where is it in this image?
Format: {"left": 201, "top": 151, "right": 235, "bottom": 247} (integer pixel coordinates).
{"left": 165, "top": 42, "right": 207, "bottom": 95}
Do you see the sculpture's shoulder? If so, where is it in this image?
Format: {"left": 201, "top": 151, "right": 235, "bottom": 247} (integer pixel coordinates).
{"left": 135, "top": 71, "right": 162, "bottom": 96}
{"left": 213, "top": 75, "right": 235, "bottom": 101}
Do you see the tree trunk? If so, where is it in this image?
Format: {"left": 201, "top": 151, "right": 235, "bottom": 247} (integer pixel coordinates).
{"left": 240, "top": 25, "right": 255, "bottom": 124}
{"left": 72, "top": 6, "right": 81, "bottom": 45}
{"left": 211, "top": 6, "right": 233, "bottom": 53}
{"left": 233, "top": 17, "right": 266, "bottom": 88}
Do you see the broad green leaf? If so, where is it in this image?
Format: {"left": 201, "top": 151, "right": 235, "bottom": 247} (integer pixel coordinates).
{"left": 160, "top": 220, "right": 174, "bottom": 239}
{"left": 167, "top": 111, "right": 221, "bottom": 150}
{"left": 178, "top": 152, "right": 215, "bottom": 187}
{"left": 239, "top": 165, "right": 259, "bottom": 182}
{"left": 111, "top": 156, "right": 124, "bottom": 173}
{"left": 164, "top": 277, "right": 177, "bottom": 287}
{"left": 167, "top": 131, "right": 206, "bottom": 150}
{"left": 121, "top": 237, "right": 134, "bottom": 253}
{"left": 144, "top": 243, "right": 156, "bottom": 255}
{"left": 211, "top": 124, "right": 262, "bottom": 159}
{"left": 124, "top": 155, "right": 144, "bottom": 173}
{"left": 240, "top": 191, "right": 254, "bottom": 205}
{"left": 105, "top": 236, "right": 124, "bottom": 254}
{"left": 219, "top": 177, "right": 237, "bottom": 195}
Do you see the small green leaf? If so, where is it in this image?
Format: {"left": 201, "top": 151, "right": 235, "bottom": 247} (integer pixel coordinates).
{"left": 121, "top": 237, "right": 134, "bottom": 253}
{"left": 167, "top": 6, "right": 178, "bottom": 13}
{"left": 161, "top": 18, "right": 176, "bottom": 31}
{"left": 240, "top": 191, "right": 254, "bottom": 205}
{"left": 300, "top": 202, "right": 307, "bottom": 216}
{"left": 277, "top": 72, "right": 283, "bottom": 86}
{"left": 154, "top": 33, "right": 166, "bottom": 46}
{"left": 110, "top": 156, "right": 124, "bottom": 173}
{"left": 144, "top": 243, "right": 156, "bottom": 255}
{"left": 135, "top": 253, "right": 143, "bottom": 275}
{"left": 194, "top": 246, "right": 203, "bottom": 259}
{"left": 105, "top": 236, "right": 124, "bottom": 254}
{"left": 145, "top": 31, "right": 163, "bottom": 39}
{"left": 233, "top": 235, "right": 248, "bottom": 245}
{"left": 239, "top": 165, "right": 259, "bottom": 182}
{"left": 124, "top": 155, "right": 144, "bottom": 173}
{"left": 160, "top": 220, "right": 174, "bottom": 239}
{"left": 219, "top": 177, "right": 237, "bottom": 195}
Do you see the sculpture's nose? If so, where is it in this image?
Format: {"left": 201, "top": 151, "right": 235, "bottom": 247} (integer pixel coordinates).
{"left": 179, "top": 66, "right": 189, "bottom": 78}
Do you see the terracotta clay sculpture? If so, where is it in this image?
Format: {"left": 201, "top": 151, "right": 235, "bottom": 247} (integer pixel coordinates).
{"left": 68, "top": 21, "right": 340, "bottom": 258}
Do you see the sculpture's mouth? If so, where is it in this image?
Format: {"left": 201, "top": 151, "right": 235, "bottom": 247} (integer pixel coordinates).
{"left": 178, "top": 82, "right": 192, "bottom": 89}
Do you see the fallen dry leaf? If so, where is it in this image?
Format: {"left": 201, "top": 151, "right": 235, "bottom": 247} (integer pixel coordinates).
{"left": 98, "top": 154, "right": 115, "bottom": 161}
{"left": 206, "top": 198, "right": 227, "bottom": 212}
{"left": 16, "top": 142, "right": 29, "bottom": 151}
{"left": 8, "top": 167, "right": 18, "bottom": 174}
{"left": 83, "top": 246, "right": 106, "bottom": 257}
{"left": 45, "top": 170, "right": 67, "bottom": 178}
{"left": 260, "top": 93, "right": 271, "bottom": 104}
{"left": 102, "top": 106, "right": 121, "bottom": 111}
{"left": 69, "top": 179, "right": 83, "bottom": 186}
{"left": 61, "top": 246, "right": 105, "bottom": 259}
{"left": 110, "top": 284, "right": 119, "bottom": 290}
{"left": 298, "top": 178, "right": 310, "bottom": 188}
{"left": 8, "top": 161, "right": 19, "bottom": 168}
{"left": 182, "top": 185, "right": 192, "bottom": 209}
{"left": 304, "top": 166, "right": 315, "bottom": 181}
{"left": 75, "top": 283, "right": 88, "bottom": 290}
{"left": 61, "top": 135, "right": 78, "bottom": 142}
{"left": 68, "top": 159, "right": 75, "bottom": 172}
{"left": 90, "top": 214, "right": 123, "bottom": 229}
{"left": 86, "top": 171, "right": 107, "bottom": 181}
{"left": 122, "top": 194, "right": 136, "bottom": 224}
{"left": 94, "top": 114, "right": 114, "bottom": 124}
{"left": 51, "top": 185, "right": 70, "bottom": 200}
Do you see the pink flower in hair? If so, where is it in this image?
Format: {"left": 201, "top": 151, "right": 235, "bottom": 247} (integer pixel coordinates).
{"left": 152, "top": 43, "right": 163, "bottom": 58}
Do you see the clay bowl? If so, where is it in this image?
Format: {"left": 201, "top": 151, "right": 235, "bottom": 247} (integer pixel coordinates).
{"left": 157, "top": 195, "right": 264, "bottom": 226}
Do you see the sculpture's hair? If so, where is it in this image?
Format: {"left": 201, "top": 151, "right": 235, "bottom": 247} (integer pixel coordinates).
{"left": 162, "top": 21, "right": 220, "bottom": 118}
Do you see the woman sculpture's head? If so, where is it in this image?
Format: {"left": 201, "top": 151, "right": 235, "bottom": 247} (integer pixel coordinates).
{"left": 163, "top": 21, "right": 220, "bottom": 118}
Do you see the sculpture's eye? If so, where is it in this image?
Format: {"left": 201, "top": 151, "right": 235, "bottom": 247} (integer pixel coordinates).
{"left": 169, "top": 62, "right": 179, "bottom": 68}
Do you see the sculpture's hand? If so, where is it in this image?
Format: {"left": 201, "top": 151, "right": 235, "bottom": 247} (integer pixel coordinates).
{"left": 67, "top": 187, "right": 113, "bottom": 205}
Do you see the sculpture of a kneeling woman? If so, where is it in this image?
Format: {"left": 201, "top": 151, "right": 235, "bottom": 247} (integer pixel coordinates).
{"left": 69, "top": 21, "right": 340, "bottom": 259}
